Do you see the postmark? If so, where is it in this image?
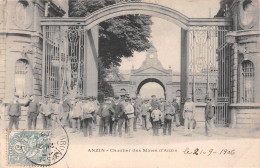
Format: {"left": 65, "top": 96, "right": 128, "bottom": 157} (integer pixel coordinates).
{"left": 7, "top": 124, "right": 69, "bottom": 166}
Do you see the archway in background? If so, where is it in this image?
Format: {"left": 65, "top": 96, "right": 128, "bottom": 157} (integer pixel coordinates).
{"left": 137, "top": 78, "right": 166, "bottom": 99}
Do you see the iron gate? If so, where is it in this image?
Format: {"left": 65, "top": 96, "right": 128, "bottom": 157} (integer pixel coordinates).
{"left": 42, "top": 25, "right": 86, "bottom": 98}
{"left": 187, "top": 26, "right": 231, "bottom": 126}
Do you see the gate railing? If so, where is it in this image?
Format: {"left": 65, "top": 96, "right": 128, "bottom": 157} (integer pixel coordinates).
{"left": 42, "top": 25, "right": 86, "bottom": 98}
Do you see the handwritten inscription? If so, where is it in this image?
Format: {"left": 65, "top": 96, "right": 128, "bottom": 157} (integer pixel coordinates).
{"left": 183, "top": 148, "right": 235, "bottom": 156}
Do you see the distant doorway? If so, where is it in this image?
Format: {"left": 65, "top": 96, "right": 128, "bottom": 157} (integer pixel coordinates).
{"left": 137, "top": 78, "right": 165, "bottom": 99}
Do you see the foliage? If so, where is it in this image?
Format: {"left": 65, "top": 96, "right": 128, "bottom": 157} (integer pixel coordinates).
{"left": 69, "top": 0, "right": 153, "bottom": 99}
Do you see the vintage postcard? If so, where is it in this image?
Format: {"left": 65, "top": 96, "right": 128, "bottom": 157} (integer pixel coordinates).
{"left": 0, "top": 0, "right": 260, "bottom": 167}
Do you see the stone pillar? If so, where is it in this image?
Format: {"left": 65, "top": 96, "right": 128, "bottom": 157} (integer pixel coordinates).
{"left": 180, "top": 29, "right": 189, "bottom": 102}
{"left": 180, "top": 28, "right": 189, "bottom": 122}
{"left": 84, "top": 26, "right": 99, "bottom": 97}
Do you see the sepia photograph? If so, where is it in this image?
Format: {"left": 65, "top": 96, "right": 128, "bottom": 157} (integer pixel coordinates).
{"left": 0, "top": 0, "right": 260, "bottom": 167}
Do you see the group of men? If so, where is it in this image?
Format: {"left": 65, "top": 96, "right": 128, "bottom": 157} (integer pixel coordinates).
{"left": 0, "top": 93, "right": 214, "bottom": 138}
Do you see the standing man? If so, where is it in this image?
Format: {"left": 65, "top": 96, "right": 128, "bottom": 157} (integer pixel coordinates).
{"left": 163, "top": 101, "right": 175, "bottom": 136}
{"left": 124, "top": 97, "right": 135, "bottom": 138}
{"left": 159, "top": 98, "right": 166, "bottom": 128}
{"left": 8, "top": 95, "right": 21, "bottom": 130}
{"left": 70, "top": 97, "right": 82, "bottom": 133}
{"left": 112, "top": 95, "right": 125, "bottom": 137}
{"left": 205, "top": 95, "right": 214, "bottom": 137}
{"left": 92, "top": 96, "right": 99, "bottom": 130}
{"left": 140, "top": 98, "right": 152, "bottom": 131}
{"left": 151, "top": 104, "right": 162, "bottom": 136}
{"left": 82, "top": 97, "right": 95, "bottom": 137}
{"left": 172, "top": 98, "right": 180, "bottom": 127}
{"left": 39, "top": 96, "right": 49, "bottom": 129}
{"left": 97, "top": 97, "right": 115, "bottom": 136}
{"left": 52, "top": 98, "right": 63, "bottom": 128}
{"left": 133, "top": 94, "right": 142, "bottom": 131}
{"left": 61, "top": 96, "right": 71, "bottom": 127}
{"left": 24, "top": 95, "right": 39, "bottom": 130}
{"left": 150, "top": 95, "right": 159, "bottom": 130}
{"left": 183, "top": 97, "right": 195, "bottom": 136}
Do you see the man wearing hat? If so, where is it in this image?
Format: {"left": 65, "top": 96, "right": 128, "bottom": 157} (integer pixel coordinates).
{"left": 140, "top": 98, "right": 152, "bottom": 130}
{"left": 172, "top": 98, "right": 180, "bottom": 127}
{"left": 70, "top": 96, "right": 83, "bottom": 133}
{"left": 24, "top": 94, "right": 39, "bottom": 130}
{"left": 52, "top": 98, "right": 63, "bottom": 128}
{"left": 81, "top": 96, "right": 95, "bottom": 137}
{"left": 133, "top": 94, "right": 142, "bottom": 131}
{"left": 97, "top": 97, "right": 115, "bottom": 136}
{"left": 124, "top": 97, "right": 135, "bottom": 138}
{"left": 150, "top": 95, "right": 160, "bottom": 128}
{"left": 163, "top": 101, "right": 175, "bottom": 136}
{"left": 92, "top": 96, "right": 99, "bottom": 130}
{"left": 159, "top": 98, "right": 166, "bottom": 128}
{"left": 205, "top": 95, "right": 214, "bottom": 137}
{"left": 183, "top": 96, "right": 195, "bottom": 136}
{"left": 39, "top": 96, "right": 49, "bottom": 129}
{"left": 112, "top": 95, "right": 125, "bottom": 137}
{"left": 60, "top": 96, "right": 72, "bottom": 127}
{"left": 8, "top": 95, "right": 21, "bottom": 129}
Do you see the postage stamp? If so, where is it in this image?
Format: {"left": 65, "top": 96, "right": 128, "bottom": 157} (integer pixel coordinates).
{"left": 7, "top": 125, "right": 69, "bottom": 166}
{"left": 8, "top": 130, "right": 51, "bottom": 165}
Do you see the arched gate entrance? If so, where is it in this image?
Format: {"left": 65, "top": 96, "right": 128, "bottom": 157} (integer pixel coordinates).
{"left": 40, "top": 2, "right": 232, "bottom": 126}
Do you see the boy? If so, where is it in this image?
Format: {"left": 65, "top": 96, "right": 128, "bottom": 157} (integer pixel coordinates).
{"left": 151, "top": 104, "right": 162, "bottom": 136}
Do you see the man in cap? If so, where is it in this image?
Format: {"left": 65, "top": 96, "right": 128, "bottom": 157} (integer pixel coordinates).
{"left": 92, "top": 96, "right": 99, "bottom": 131}
{"left": 24, "top": 94, "right": 39, "bottom": 130}
{"left": 150, "top": 95, "right": 160, "bottom": 129}
{"left": 39, "top": 95, "right": 50, "bottom": 129}
{"left": 97, "top": 97, "right": 115, "bottom": 136}
{"left": 70, "top": 96, "right": 83, "bottom": 133}
{"left": 163, "top": 101, "right": 175, "bottom": 136}
{"left": 159, "top": 98, "right": 166, "bottom": 128}
{"left": 112, "top": 95, "right": 125, "bottom": 137}
{"left": 81, "top": 96, "right": 95, "bottom": 137}
{"left": 205, "top": 95, "right": 214, "bottom": 137}
{"left": 172, "top": 98, "right": 180, "bottom": 127}
{"left": 133, "top": 94, "right": 142, "bottom": 131}
{"left": 8, "top": 95, "right": 21, "bottom": 129}
{"left": 151, "top": 104, "right": 162, "bottom": 136}
{"left": 183, "top": 96, "right": 195, "bottom": 136}
{"left": 60, "top": 96, "right": 72, "bottom": 127}
{"left": 140, "top": 98, "right": 152, "bottom": 130}
{"left": 52, "top": 97, "right": 63, "bottom": 128}
{"left": 124, "top": 97, "right": 135, "bottom": 138}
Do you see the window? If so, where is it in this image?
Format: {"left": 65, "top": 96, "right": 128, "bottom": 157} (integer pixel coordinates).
{"left": 242, "top": 60, "right": 254, "bottom": 102}
{"left": 15, "top": 59, "right": 32, "bottom": 98}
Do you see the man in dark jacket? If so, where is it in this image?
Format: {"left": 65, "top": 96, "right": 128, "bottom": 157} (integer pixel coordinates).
{"left": 133, "top": 94, "right": 142, "bottom": 131}
{"left": 112, "top": 96, "right": 125, "bottom": 137}
{"left": 172, "top": 98, "right": 180, "bottom": 127}
{"left": 205, "top": 95, "right": 214, "bottom": 137}
{"left": 82, "top": 97, "right": 95, "bottom": 137}
{"left": 61, "top": 96, "right": 71, "bottom": 127}
{"left": 8, "top": 95, "right": 21, "bottom": 129}
{"left": 97, "top": 97, "right": 115, "bottom": 136}
{"left": 24, "top": 95, "right": 39, "bottom": 130}
{"left": 163, "top": 101, "right": 175, "bottom": 136}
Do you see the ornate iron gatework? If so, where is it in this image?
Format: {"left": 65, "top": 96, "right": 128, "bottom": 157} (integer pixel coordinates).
{"left": 188, "top": 26, "right": 230, "bottom": 126}
{"left": 42, "top": 25, "right": 86, "bottom": 98}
